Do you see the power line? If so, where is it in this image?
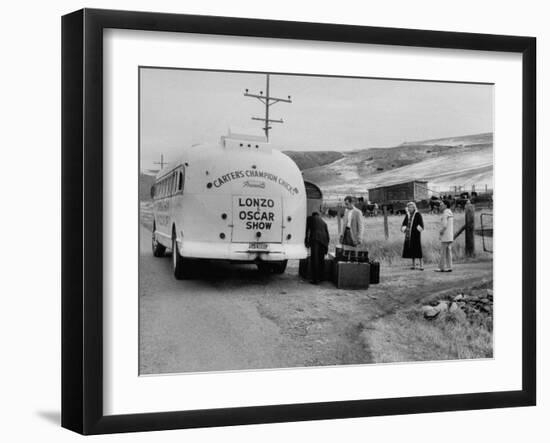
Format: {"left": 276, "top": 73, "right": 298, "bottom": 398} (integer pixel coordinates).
{"left": 244, "top": 74, "right": 292, "bottom": 140}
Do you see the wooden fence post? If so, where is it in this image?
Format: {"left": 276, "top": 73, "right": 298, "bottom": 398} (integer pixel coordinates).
{"left": 465, "top": 200, "right": 475, "bottom": 257}
{"left": 383, "top": 206, "right": 389, "bottom": 240}
{"left": 337, "top": 205, "right": 342, "bottom": 239}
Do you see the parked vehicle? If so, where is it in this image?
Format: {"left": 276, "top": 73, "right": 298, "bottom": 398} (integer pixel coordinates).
{"left": 151, "top": 129, "right": 308, "bottom": 278}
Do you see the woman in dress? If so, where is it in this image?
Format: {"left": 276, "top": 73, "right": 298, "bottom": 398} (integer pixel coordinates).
{"left": 401, "top": 202, "right": 424, "bottom": 270}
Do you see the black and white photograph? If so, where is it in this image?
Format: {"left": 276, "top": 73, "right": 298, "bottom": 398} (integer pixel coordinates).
{"left": 1, "top": 0, "right": 546, "bottom": 439}
{"left": 139, "top": 67, "right": 494, "bottom": 375}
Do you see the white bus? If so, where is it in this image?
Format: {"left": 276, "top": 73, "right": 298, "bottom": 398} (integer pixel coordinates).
{"left": 151, "top": 130, "right": 308, "bottom": 279}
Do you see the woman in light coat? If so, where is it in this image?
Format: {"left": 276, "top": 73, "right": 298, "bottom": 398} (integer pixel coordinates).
{"left": 435, "top": 200, "right": 454, "bottom": 272}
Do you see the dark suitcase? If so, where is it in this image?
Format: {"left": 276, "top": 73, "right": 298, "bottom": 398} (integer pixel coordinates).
{"left": 333, "top": 261, "right": 370, "bottom": 289}
{"left": 369, "top": 260, "right": 380, "bottom": 284}
{"left": 299, "top": 255, "right": 333, "bottom": 281}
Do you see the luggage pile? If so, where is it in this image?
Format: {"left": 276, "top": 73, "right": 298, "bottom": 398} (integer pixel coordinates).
{"left": 299, "top": 248, "right": 380, "bottom": 289}
{"left": 331, "top": 247, "right": 380, "bottom": 289}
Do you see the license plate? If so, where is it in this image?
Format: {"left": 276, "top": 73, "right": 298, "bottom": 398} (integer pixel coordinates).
{"left": 249, "top": 242, "right": 268, "bottom": 250}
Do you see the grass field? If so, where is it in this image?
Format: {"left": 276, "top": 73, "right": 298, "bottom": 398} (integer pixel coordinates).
{"left": 324, "top": 211, "right": 493, "bottom": 266}
{"left": 363, "top": 280, "right": 494, "bottom": 363}
{"left": 140, "top": 201, "right": 154, "bottom": 231}
{"left": 365, "top": 307, "right": 493, "bottom": 363}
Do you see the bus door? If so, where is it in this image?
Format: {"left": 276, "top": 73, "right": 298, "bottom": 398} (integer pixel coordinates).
{"left": 232, "top": 196, "right": 283, "bottom": 243}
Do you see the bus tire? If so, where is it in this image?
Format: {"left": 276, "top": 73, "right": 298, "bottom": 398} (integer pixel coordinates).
{"left": 152, "top": 223, "right": 166, "bottom": 257}
{"left": 256, "top": 262, "right": 271, "bottom": 274}
{"left": 257, "top": 260, "right": 287, "bottom": 274}
{"left": 172, "top": 234, "right": 186, "bottom": 280}
{"left": 270, "top": 260, "right": 288, "bottom": 274}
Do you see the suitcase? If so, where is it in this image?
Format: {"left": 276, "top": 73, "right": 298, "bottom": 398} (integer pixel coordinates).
{"left": 368, "top": 260, "right": 380, "bottom": 284}
{"left": 332, "top": 261, "right": 370, "bottom": 289}
{"left": 335, "top": 248, "right": 369, "bottom": 263}
{"left": 298, "top": 257, "right": 309, "bottom": 279}
{"left": 299, "top": 255, "right": 334, "bottom": 281}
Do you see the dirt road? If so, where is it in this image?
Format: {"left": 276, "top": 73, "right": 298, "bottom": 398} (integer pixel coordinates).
{"left": 139, "top": 225, "right": 493, "bottom": 375}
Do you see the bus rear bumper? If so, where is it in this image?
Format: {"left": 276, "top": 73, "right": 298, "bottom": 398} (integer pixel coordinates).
{"left": 179, "top": 241, "right": 307, "bottom": 261}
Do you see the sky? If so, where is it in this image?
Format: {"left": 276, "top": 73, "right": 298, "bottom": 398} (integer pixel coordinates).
{"left": 140, "top": 68, "right": 493, "bottom": 172}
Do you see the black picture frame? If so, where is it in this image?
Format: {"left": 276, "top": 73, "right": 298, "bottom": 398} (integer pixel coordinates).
{"left": 62, "top": 8, "right": 536, "bottom": 435}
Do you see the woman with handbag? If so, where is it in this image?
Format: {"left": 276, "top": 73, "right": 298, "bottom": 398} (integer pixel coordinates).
{"left": 401, "top": 202, "right": 424, "bottom": 270}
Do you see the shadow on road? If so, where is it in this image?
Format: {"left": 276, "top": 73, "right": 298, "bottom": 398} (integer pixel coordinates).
{"left": 166, "top": 253, "right": 297, "bottom": 283}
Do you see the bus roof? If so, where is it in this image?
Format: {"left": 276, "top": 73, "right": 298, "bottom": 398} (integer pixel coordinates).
{"left": 155, "top": 136, "right": 292, "bottom": 181}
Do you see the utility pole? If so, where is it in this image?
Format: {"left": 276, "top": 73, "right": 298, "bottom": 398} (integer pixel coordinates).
{"left": 153, "top": 154, "right": 166, "bottom": 170}
{"left": 244, "top": 74, "right": 292, "bottom": 140}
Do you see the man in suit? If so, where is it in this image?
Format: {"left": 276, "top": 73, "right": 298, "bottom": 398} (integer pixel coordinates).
{"left": 305, "top": 212, "right": 330, "bottom": 284}
{"left": 340, "top": 196, "right": 364, "bottom": 251}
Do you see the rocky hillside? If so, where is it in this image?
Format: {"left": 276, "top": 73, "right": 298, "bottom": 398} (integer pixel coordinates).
{"left": 401, "top": 132, "right": 492, "bottom": 147}
{"left": 288, "top": 133, "right": 493, "bottom": 195}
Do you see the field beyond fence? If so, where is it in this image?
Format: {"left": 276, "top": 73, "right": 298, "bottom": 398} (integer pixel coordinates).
{"left": 325, "top": 211, "right": 493, "bottom": 266}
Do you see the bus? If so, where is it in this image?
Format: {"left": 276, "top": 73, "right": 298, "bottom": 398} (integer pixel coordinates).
{"left": 150, "top": 129, "right": 308, "bottom": 279}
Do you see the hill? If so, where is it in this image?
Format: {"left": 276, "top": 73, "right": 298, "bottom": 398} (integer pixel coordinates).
{"left": 282, "top": 150, "right": 344, "bottom": 170}
{"left": 400, "top": 132, "right": 492, "bottom": 147}
{"left": 296, "top": 133, "right": 493, "bottom": 195}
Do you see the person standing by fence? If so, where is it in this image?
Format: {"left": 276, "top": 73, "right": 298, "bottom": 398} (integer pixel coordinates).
{"left": 435, "top": 200, "right": 454, "bottom": 272}
{"left": 340, "top": 196, "right": 364, "bottom": 252}
{"left": 401, "top": 202, "right": 424, "bottom": 270}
